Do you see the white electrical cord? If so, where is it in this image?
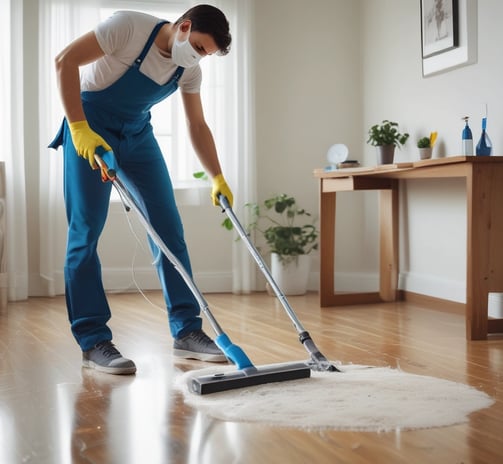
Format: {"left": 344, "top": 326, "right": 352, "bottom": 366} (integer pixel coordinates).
{"left": 119, "top": 202, "right": 166, "bottom": 314}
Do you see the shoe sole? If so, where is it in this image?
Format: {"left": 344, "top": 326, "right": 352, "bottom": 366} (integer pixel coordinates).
{"left": 173, "top": 348, "right": 227, "bottom": 363}
{"left": 82, "top": 359, "right": 137, "bottom": 375}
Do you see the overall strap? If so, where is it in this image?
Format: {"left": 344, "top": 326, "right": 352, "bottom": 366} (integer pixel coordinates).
{"left": 171, "top": 66, "right": 185, "bottom": 84}
{"left": 134, "top": 21, "right": 169, "bottom": 67}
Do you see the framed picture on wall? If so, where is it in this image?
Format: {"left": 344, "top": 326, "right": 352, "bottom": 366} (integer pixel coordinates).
{"left": 421, "top": 0, "right": 477, "bottom": 77}
{"left": 421, "top": 0, "right": 459, "bottom": 58}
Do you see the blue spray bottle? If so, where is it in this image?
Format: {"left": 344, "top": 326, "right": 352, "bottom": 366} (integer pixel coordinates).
{"left": 461, "top": 116, "right": 473, "bottom": 155}
{"left": 476, "top": 117, "right": 492, "bottom": 156}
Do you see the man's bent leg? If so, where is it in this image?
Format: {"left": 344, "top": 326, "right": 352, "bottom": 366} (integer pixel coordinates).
{"left": 63, "top": 128, "right": 114, "bottom": 351}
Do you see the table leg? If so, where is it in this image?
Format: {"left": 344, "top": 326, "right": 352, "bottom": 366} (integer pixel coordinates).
{"left": 379, "top": 181, "right": 399, "bottom": 301}
{"left": 466, "top": 163, "right": 503, "bottom": 340}
{"left": 319, "top": 180, "right": 383, "bottom": 306}
{"left": 319, "top": 186, "right": 336, "bottom": 307}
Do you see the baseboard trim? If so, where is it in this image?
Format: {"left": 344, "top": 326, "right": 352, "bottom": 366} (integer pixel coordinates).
{"left": 399, "top": 290, "right": 465, "bottom": 314}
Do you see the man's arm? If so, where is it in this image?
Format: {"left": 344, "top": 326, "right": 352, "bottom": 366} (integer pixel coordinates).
{"left": 181, "top": 91, "right": 233, "bottom": 206}
{"left": 181, "top": 91, "right": 223, "bottom": 177}
{"left": 55, "top": 31, "right": 105, "bottom": 123}
{"left": 54, "top": 31, "right": 111, "bottom": 167}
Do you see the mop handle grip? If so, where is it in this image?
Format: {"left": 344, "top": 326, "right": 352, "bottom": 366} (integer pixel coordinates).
{"left": 218, "top": 193, "right": 231, "bottom": 210}
{"left": 94, "top": 150, "right": 116, "bottom": 181}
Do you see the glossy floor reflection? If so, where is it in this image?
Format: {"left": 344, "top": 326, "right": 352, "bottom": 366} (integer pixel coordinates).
{"left": 0, "top": 292, "right": 502, "bottom": 463}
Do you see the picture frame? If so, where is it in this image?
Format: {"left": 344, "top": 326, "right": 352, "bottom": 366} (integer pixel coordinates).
{"left": 421, "top": 0, "right": 477, "bottom": 77}
{"left": 421, "top": 0, "right": 459, "bottom": 58}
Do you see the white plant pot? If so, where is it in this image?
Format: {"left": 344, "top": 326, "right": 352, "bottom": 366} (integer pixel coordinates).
{"left": 419, "top": 147, "right": 433, "bottom": 160}
{"left": 270, "top": 253, "right": 311, "bottom": 296}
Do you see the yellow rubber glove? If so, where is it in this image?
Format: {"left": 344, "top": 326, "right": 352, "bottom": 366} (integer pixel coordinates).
{"left": 211, "top": 173, "right": 233, "bottom": 207}
{"left": 68, "top": 120, "right": 112, "bottom": 169}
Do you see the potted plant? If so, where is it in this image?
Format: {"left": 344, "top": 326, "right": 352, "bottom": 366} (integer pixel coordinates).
{"left": 417, "top": 136, "right": 432, "bottom": 160}
{"left": 242, "top": 194, "right": 318, "bottom": 295}
{"left": 367, "top": 120, "right": 409, "bottom": 164}
{"left": 416, "top": 131, "right": 437, "bottom": 160}
{"left": 246, "top": 193, "right": 318, "bottom": 260}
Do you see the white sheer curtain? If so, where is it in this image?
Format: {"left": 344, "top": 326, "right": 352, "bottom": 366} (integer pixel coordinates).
{"left": 38, "top": 0, "right": 256, "bottom": 296}
{"left": 0, "top": 0, "right": 29, "bottom": 301}
{"left": 38, "top": 0, "right": 101, "bottom": 296}
{"left": 226, "top": 0, "right": 257, "bottom": 294}
{"left": 201, "top": 0, "right": 257, "bottom": 293}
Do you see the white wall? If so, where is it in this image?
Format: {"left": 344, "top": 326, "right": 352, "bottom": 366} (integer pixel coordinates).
{"left": 253, "top": 0, "right": 366, "bottom": 290}
{"left": 361, "top": 0, "right": 502, "bottom": 302}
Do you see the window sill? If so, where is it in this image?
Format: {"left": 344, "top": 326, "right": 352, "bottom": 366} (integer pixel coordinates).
{"left": 173, "top": 182, "right": 212, "bottom": 206}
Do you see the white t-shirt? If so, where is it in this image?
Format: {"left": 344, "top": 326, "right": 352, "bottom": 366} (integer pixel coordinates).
{"left": 80, "top": 10, "right": 201, "bottom": 93}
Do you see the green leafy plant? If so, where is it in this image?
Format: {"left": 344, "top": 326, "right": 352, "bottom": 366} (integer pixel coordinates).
{"left": 246, "top": 194, "right": 318, "bottom": 264}
{"left": 417, "top": 136, "right": 431, "bottom": 148}
{"left": 367, "top": 120, "right": 409, "bottom": 148}
{"left": 193, "top": 171, "right": 208, "bottom": 181}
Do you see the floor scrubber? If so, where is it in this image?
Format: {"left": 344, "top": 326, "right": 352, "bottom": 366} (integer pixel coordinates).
{"left": 95, "top": 151, "right": 339, "bottom": 395}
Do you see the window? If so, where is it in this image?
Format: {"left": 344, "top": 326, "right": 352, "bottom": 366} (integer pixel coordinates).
{"left": 41, "top": 0, "right": 245, "bottom": 208}
{"left": 39, "top": 0, "right": 254, "bottom": 294}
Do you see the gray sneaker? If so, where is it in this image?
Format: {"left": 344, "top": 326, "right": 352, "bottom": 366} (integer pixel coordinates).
{"left": 82, "top": 340, "right": 137, "bottom": 375}
{"left": 173, "top": 330, "right": 227, "bottom": 362}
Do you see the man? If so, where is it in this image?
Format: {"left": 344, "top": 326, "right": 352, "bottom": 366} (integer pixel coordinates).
{"left": 49, "top": 5, "right": 233, "bottom": 375}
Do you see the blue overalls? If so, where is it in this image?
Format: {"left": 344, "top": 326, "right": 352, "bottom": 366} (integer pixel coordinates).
{"left": 49, "top": 21, "right": 202, "bottom": 351}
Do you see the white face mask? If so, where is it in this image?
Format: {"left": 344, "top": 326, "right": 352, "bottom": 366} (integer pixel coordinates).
{"left": 171, "top": 29, "right": 202, "bottom": 68}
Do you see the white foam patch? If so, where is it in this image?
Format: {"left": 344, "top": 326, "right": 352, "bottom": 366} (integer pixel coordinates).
{"left": 175, "top": 363, "right": 494, "bottom": 432}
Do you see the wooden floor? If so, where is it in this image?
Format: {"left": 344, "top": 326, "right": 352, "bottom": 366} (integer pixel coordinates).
{"left": 0, "top": 291, "right": 502, "bottom": 464}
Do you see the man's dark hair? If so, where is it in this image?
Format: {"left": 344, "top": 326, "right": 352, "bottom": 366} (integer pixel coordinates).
{"left": 175, "top": 4, "right": 231, "bottom": 55}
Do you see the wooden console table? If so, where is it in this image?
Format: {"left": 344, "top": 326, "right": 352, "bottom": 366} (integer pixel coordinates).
{"left": 314, "top": 156, "right": 503, "bottom": 340}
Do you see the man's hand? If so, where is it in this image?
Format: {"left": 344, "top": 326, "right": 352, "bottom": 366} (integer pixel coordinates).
{"left": 211, "top": 174, "right": 233, "bottom": 207}
{"left": 68, "top": 120, "right": 112, "bottom": 169}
